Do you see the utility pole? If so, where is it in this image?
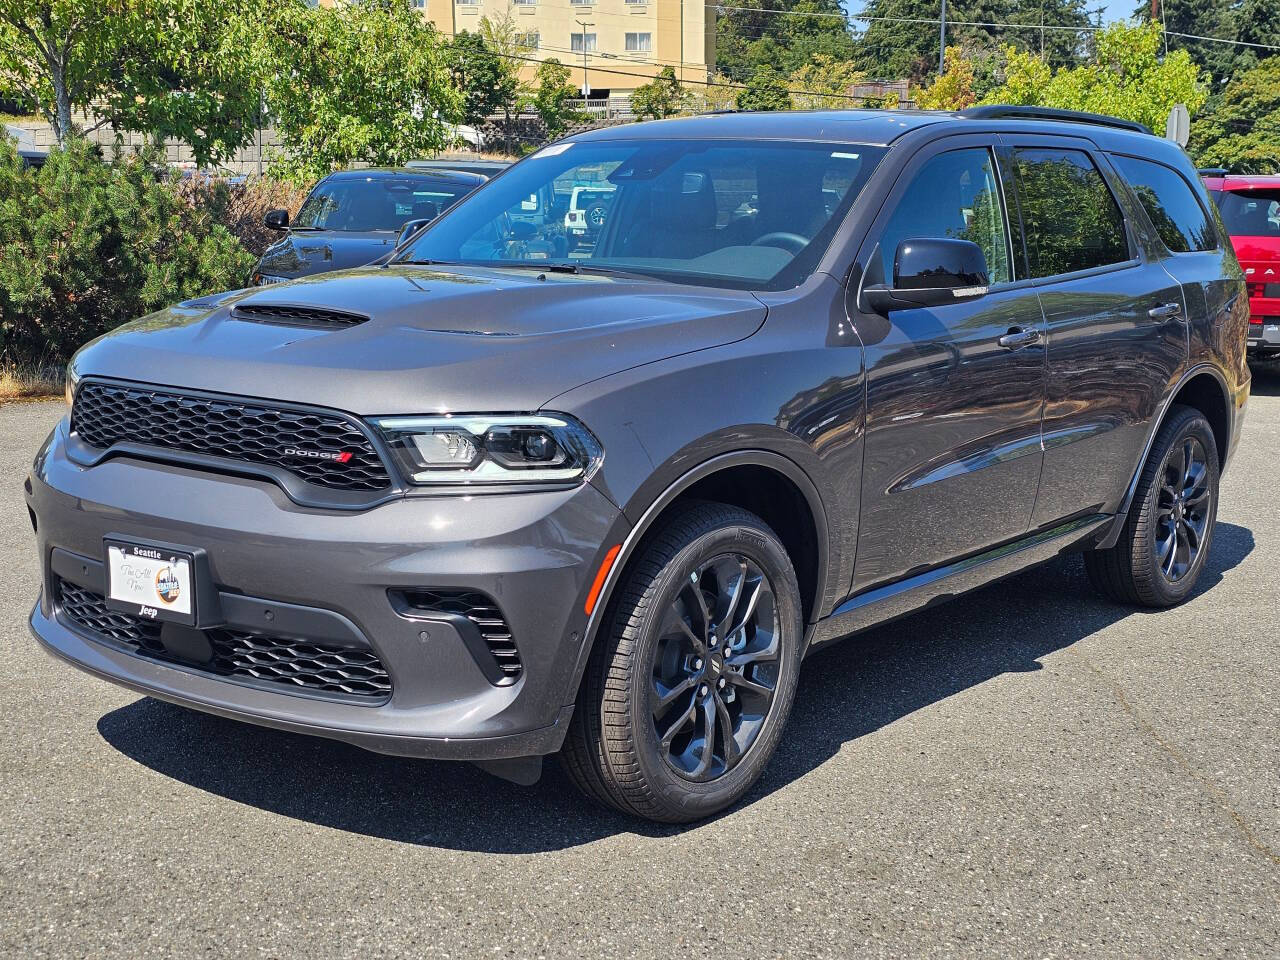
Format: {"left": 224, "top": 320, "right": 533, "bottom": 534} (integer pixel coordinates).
{"left": 576, "top": 19, "right": 593, "bottom": 98}
{"left": 938, "top": 0, "right": 947, "bottom": 76}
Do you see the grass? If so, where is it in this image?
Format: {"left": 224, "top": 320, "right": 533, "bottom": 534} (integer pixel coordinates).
{"left": 0, "top": 362, "right": 63, "bottom": 404}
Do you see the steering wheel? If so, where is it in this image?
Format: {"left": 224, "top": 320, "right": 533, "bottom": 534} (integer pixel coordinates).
{"left": 750, "top": 232, "right": 808, "bottom": 254}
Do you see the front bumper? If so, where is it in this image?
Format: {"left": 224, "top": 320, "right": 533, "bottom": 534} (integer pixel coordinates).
{"left": 26, "top": 417, "right": 626, "bottom": 760}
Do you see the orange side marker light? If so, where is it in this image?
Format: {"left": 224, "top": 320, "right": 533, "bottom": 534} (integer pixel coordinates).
{"left": 584, "top": 544, "right": 622, "bottom": 616}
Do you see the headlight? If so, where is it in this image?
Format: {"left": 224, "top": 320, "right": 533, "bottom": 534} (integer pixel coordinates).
{"left": 64, "top": 361, "right": 81, "bottom": 408}
{"left": 372, "top": 413, "right": 603, "bottom": 487}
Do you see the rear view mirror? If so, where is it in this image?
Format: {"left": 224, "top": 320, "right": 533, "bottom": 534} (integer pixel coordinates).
{"left": 263, "top": 208, "right": 289, "bottom": 231}
{"left": 395, "top": 217, "right": 433, "bottom": 248}
{"left": 863, "top": 238, "right": 990, "bottom": 313}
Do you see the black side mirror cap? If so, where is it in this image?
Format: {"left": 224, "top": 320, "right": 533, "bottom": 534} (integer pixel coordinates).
{"left": 264, "top": 208, "right": 289, "bottom": 231}
{"left": 395, "top": 217, "right": 433, "bottom": 249}
{"left": 863, "top": 238, "right": 990, "bottom": 314}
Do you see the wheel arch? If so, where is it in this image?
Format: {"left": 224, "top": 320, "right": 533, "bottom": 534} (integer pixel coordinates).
{"left": 563, "top": 450, "right": 831, "bottom": 707}
{"left": 1096, "top": 363, "right": 1231, "bottom": 550}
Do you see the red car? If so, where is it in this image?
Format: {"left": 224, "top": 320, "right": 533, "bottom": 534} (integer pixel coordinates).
{"left": 1202, "top": 170, "right": 1280, "bottom": 360}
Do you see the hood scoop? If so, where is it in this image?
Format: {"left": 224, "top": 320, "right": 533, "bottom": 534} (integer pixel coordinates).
{"left": 231, "top": 303, "right": 370, "bottom": 329}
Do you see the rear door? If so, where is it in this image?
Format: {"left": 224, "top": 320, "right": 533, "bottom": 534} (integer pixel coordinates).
{"left": 1000, "top": 136, "right": 1187, "bottom": 527}
{"left": 848, "top": 138, "right": 1047, "bottom": 593}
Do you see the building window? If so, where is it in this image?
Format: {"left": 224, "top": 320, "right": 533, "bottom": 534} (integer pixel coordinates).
{"left": 517, "top": 31, "right": 540, "bottom": 49}
{"left": 625, "top": 0, "right": 647, "bottom": 4}
{"left": 570, "top": 0, "right": 593, "bottom": 5}
{"left": 570, "top": 33, "right": 597, "bottom": 53}
{"left": 512, "top": 0, "right": 536, "bottom": 5}
{"left": 625, "top": 32, "right": 652, "bottom": 52}
{"left": 455, "top": 0, "right": 478, "bottom": 6}
{"left": 412, "top": 0, "right": 425, "bottom": 7}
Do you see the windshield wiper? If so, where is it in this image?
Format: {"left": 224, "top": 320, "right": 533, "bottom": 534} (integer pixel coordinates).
{"left": 288, "top": 225, "right": 323, "bottom": 232}
{"left": 544, "top": 261, "right": 655, "bottom": 281}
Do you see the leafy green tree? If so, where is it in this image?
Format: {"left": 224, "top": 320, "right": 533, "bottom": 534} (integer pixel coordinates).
{"left": 632, "top": 67, "right": 686, "bottom": 120}
{"left": 985, "top": 23, "right": 1207, "bottom": 134}
{"left": 856, "top": 0, "right": 1091, "bottom": 83}
{"left": 717, "top": 0, "right": 856, "bottom": 84}
{"left": 477, "top": 12, "right": 531, "bottom": 154}
{"left": 0, "top": 138, "right": 254, "bottom": 365}
{"left": 737, "top": 69, "right": 793, "bottom": 111}
{"left": 0, "top": 0, "right": 262, "bottom": 165}
{"left": 1190, "top": 56, "right": 1280, "bottom": 173}
{"left": 1132, "top": 0, "right": 1238, "bottom": 84}
{"left": 449, "top": 31, "right": 509, "bottom": 128}
{"left": 914, "top": 46, "right": 978, "bottom": 109}
{"left": 257, "top": 0, "right": 460, "bottom": 183}
{"left": 531, "top": 58, "right": 582, "bottom": 140}
{"left": 788, "top": 54, "right": 866, "bottom": 109}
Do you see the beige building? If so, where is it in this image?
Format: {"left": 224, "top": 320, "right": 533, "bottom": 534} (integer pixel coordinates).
{"left": 417, "top": 0, "right": 715, "bottom": 95}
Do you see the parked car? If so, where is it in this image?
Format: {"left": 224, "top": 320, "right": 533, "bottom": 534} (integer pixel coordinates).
{"left": 30, "top": 107, "right": 1249, "bottom": 823}
{"left": 1201, "top": 170, "right": 1280, "bottom": 361}
{"left": 564, "top": 184, "right": 616, "bottom": 238}
{"left": 252, "top": 168, "right": 487, "bottom": 284}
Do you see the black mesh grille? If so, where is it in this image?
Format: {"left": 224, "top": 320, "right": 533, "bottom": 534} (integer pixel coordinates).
{"left": 231, "top": 304, "right": 369, "bottom": 328}
{"left": 57, "top": 579, "right": 391, "bottom": 700}
{"left": 71, "top": 381, "right": 391, "bottom": 492}
{"left": 395, "top": 589, "right": 521, "bottom": 683}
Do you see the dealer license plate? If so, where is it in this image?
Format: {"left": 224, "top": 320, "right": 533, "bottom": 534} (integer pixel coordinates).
{"left": 105, "top": 540, "right": 195, "bottom": 624}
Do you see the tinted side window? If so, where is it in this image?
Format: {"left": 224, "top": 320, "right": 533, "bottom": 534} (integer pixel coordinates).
{"left": 1012, "top": 149, "right": 1129, "bottom": 278}
{"left": 1110, "top": 155, "right": 1216, "bottom": 253}
{"left": 879, "top": 147, "right": 1012, "bottom": 285}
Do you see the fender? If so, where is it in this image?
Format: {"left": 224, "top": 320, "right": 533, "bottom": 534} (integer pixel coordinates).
{"left": 1095, "top": 361, "right": 1231, "bottom": 550}
{"left": 562, "top": 449, "right": 832, "bottom": 708}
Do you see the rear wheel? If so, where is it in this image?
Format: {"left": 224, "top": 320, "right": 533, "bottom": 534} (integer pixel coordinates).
{"left": 1085, "top": 405, "right": 1219, "bottom": 607}
{"left": 561, "top": 503, "right": 804, "bottom": 823}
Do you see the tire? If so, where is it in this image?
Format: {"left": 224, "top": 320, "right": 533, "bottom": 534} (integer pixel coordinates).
{"left": 1084, "top": 404, "right": 1219, "bottom": 607}
{"left": 561, "top": 502, "right": 804, "bottom": 823}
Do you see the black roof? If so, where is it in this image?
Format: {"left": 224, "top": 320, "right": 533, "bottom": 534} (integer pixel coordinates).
{"left": 572, "top": 106, "right": 1165, "bottom": 152}
{"left": 323, "top": 167, "right": 487, "bottom": 185}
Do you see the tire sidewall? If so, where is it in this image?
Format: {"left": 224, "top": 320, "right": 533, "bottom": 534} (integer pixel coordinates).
{"left": 622, "top": 520, "right": 804, "bottom": 819}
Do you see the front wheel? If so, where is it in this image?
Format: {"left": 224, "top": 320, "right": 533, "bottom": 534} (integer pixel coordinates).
{"left": 561, "top": 503, "right": 804, "bottom": 823}
{"left": 1085, "top": 405, "right": 1219, "bottom": 607}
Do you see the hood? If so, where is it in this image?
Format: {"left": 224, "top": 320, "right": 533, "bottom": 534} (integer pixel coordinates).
{"left": 256, "top": 231, "right": 400, "bottom": 279}
{"left": 72, "top": 265, "right": 768, "bottom": 414}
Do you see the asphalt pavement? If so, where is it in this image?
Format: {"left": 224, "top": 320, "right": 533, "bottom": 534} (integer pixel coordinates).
{"left": 2, "top": 374, "right": 1277, "bottom": 959}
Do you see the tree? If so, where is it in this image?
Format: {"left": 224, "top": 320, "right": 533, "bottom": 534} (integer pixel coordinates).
{"left": 632, "top": 67, "right": 686, "bottom": 120}
{"left": 737, "top": 69, "right": 793, "bottom": 111}
{"left": 1190, "top": 56, "right": 1280, "bottom": 173}
{"left": 477, "top": 11, "right": 531, "bottom": 154}
{"left": 788, "top": 54, "right": 865, "bottom": 109}
{"left": 915, "top": 47, "right": 978, "bottom": 110}
{"left": 531, "top": 58, "right": 582, "bottom": 140}
{"left": 0, "top": 0, "right": 262, "bottom": 165}
{"left": 985, "top": 24, "right": 1207, "bottom": 134}
{"left": 449, "top": 31, "right": 508, "bottom": 128}
{"left": 717, "top": 0, "right": 857, "bottom": 83}
{"left": 856, "top": 0, "right": 1092, "bottom": 83}
{"left": 257, "top": 0, "right": 460, "bottom": 183}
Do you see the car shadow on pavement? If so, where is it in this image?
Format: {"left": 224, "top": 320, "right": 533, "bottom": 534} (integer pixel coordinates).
{"left": 1249, "top": 362, "right": 1280, "bottom": 397}
{"left": 97, "top": 522, "right": 1254, "bottom": 853}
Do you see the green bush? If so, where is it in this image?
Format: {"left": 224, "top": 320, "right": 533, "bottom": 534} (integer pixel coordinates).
{"left": 0, "top": 139, "right": 256, "bottom": 366}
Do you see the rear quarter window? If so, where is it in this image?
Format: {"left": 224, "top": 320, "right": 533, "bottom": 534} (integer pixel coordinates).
{"left": 1110, "top": 155, "right": 1217, "bottom": 253}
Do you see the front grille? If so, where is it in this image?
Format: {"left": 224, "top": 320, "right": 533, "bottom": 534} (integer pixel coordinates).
{"left": 231, "top": 303, "right": 369, "bottom": 328}
{"left": 72, "top": 381, "right": 391, "bottom": 492}
{"left": 394, "top": 589, "right": 522, "bottom": 683}
{"left": 57, "top": 579, "right": 391, "bottom": 700}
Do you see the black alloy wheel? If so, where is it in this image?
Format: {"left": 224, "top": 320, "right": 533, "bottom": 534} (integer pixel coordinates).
{"left": 1154, "top": 435, "right": 1212, "bottom": 583}
{"left": 561, "top": 502, "right": 803, "bottom": 823}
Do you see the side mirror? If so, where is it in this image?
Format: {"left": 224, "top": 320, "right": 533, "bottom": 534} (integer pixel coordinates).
{"left": 263, "top": 208, "right": 289, "bottom": 231}
{"left": 863, "top": 238, "right": 990, "bottom": 314}
{"left": 395, "top": 217, "right": 433, "bottom": 248}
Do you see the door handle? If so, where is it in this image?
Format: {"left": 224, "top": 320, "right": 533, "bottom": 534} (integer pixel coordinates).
{"left": 998, "top": 326, "right": 1042, "bottom": 350}
{"left": 1148, "top": 302, "right": 1183, "bottom": 320}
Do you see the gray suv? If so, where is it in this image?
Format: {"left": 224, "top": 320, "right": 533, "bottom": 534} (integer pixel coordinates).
{"left": 27, "top": 108, "right": 1250, "bottom": 822}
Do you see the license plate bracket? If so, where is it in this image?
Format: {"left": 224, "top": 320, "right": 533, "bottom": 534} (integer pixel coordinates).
{"left": 103, "top": 537, "right": 218, "bottom": 627}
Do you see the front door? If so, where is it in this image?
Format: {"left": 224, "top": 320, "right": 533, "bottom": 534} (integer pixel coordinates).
{"left": 849, "top": 140, "right": 1047, "bottom": 594}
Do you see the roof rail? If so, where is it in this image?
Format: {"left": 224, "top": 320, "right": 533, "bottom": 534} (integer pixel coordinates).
{"left": 1197, "top": 167, "right": 1229, "bottom": 176}
{"left": 960, "top": 105, "right": 1153, "bottom": 136}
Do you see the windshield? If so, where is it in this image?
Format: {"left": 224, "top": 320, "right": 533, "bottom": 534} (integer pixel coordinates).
{"left": 1212, "top": 188, "right": 1280, "bottom": 237}
{"left": 395, "top": 140, "right": 886, "bottom": 290}
{"left": 294, "top": 175, "right": 474, "bottom": 232}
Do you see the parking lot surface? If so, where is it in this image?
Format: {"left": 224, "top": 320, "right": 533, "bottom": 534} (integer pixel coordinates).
{"left": 2, "top": 374, "right": 1277, "bottom": 959}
